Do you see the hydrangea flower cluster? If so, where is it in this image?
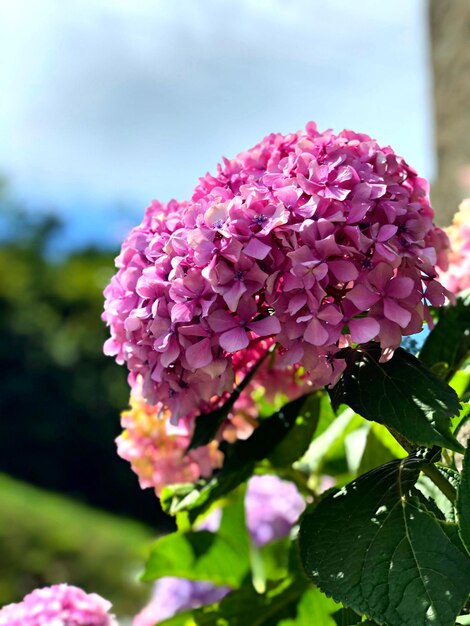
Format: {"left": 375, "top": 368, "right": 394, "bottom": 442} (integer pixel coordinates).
{"left": 0, "top": 584, "right": 117, "bottom": 626}
{"left": 133, "top": 578, "right": 229, "bottom": 626}
{"left": 439, "top": 199, "right": 470, "bottom": 295}
{"left": 245, "top": 474, "right": 306, "bottom": 546}
{"left": 117, "top": 378, "right": 223, "bottom": 495}
{"left": 103, "top": 122, "right": 449, "bottom": 426}
{"left": 133, "top": 475, "right": 306, "bottom": 626}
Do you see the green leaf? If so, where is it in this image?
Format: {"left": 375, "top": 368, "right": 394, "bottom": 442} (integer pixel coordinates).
{"left": 457, "top": 441, "right": 470, "bottom": 554}
{"left": 269, "top": 393, "right": 321, "bottom": 467}
{"left": 162, "top": 394, "right": 317, "bottom": 520}
{"left": 329, "top": 343, "right": 463, "bottom": 453}
{"left": 158, "top": 578, "right": 309, "bottom": 626}
{"left": 331, "top": 607, "right": 362, "bottom": 625}
{"left": 296, "top": 407, "right": 358, "bottom": 475}
{"left": 419, "top": 292, "right": 470, "bottom": 379}
{"left": 143, "top": 488, "right": 250, "bottom": 586}
{"left": 278, "top": 587, "right": 339, "bottom": 625}
{"left": 299, "top": 453, "right": 470, "bottom": 626}
{"left": 417, "top": 466, "right": 460, "bottom": 523}
{"left": 249, "top": 537, "right": 290, "bottom": 594}
{"left": 355, "top": 426, "right": 402, "bottom": 475}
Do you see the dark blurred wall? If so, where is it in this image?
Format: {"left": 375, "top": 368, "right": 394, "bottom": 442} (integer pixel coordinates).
{"left": 429, "top": 0, "right": 470, "bottom": 224}
{"left": 0, "top": 197, "right": 171, "bottom": 531}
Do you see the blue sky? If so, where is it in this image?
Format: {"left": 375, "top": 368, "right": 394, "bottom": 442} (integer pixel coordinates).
{"left": 0, "top": 0, "right": 434, "bottom": 249}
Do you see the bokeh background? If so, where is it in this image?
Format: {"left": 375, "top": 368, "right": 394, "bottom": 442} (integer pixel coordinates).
{"left": 0, "top": 0, "right": 469, "bottom": 620}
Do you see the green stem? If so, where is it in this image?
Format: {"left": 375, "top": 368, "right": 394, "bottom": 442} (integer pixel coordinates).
{"left": 421, "top": 463, "right": 457, "bottom": 504}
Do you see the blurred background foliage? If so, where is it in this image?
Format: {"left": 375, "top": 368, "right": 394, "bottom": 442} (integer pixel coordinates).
{"left": 0, "top": 473, "right": 152, "bottom": 615}
{"left": 0, "top": 181, "right": 173, "bottom": 612}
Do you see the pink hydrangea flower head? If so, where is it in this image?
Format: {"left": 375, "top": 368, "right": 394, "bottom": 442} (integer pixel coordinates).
{"left": 438, "top": 199, "right": 470, "bottom": 294}
{"left": 103, "top": 123, "right": 449, "bottom": 425}
{"left": 0, "top": 584, "right": 118, "bottom": 626}
{"left": 117, "top": 378, "right": 223, "bottom": 495}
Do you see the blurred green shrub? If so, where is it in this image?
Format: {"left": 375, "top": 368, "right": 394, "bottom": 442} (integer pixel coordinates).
{"left": 0, "top": 185, "right": 170, "bottom": 527}
{"left": 0, "top": 473, "right": 154, "bottom": 615}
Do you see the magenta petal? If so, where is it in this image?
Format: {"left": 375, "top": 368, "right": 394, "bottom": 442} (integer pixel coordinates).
{"left": 248, "top": 315, "right": 281, "bottom": 337}
{"left": 317, "top": 305, "right": 343, "bottom": 325}
{"left": 208, "top": 309, "right": 237, "bottom": 332}
{"left": 329, "top": 260, "right": 359, "bottom": 282}
{"left": 170, "top": 301, "right": 194, "bottom": 323}
{"left": 345, "top": 284, "right": 381, "bottom": 309}
{"left": 223, "top": 281, "right": 247, "bottom": 312}
{"left": 304, "top": 318, "right": 329, "bottom": 346}
{"left": 186, "top": 338, "right": 213, "bottom": 369}
{"left": 379, "top": 318, "right": 402, "bottom": 349}
{"left": 349, "top": 317, "right": 380, "bottom": 343}
{"left": 219, "top": 327, "right": 249, "bottom": 353}
{"left": 160, "top": 339, "right": 180, "bottom": 367}
{"left": 323, "top": 186, "right": 350, "bottom": 201}
{"left": 377, "top": 224, "right": 398, "bottom": 241}
{"left": 383, "top": 298, "right": 412, "bottom": 328}
{"left": 386, "top": 277, "right": 414, "bottom": 299}
{"left": 368, "top": 263, "right": 394, "bottom": 291}
{"left": 288, "top": 294, "right": 307, "bottom": 315}
{"left": 244, "top": 238, "right": 271, "bottom": 260}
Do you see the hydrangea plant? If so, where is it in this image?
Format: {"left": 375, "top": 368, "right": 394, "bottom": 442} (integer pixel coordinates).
{"left": 100, "top": 124, "right": 470, "bottom": 626}
{"left": 4, "top": 122, "right": 469, "bottom": 625}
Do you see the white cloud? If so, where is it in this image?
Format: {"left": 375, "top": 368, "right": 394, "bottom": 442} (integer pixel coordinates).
{"left": 0, "top": 0, "right": 433, "bottom": 238}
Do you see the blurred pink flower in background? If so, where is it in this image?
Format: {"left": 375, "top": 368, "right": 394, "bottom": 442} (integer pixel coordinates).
{"left": 0, "top": 584, "right": 118, "bottom": 626}
{"left": 439, "top": 199, "right": 470, "bottom": 295}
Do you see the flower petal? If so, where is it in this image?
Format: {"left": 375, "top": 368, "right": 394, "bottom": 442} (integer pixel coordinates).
{"left": 248, "top": 315, "right": 281, "bottom": 337}
{"left": 383, "top": 298, "right": 412, "bottom": 328}
{"left": 186, "top": 338, "right": 213, "bottom": 369}
{"left": 304, "top": 318, "right": 329, "bottom": 346}
{"left": 219, "top": 327, "right": 249, "bottom": 353}
{"left": 349, "top": 317, "right": 380, "bottom": 343}
{"left": 244, "top": 238, "right": 271, "bottom": 260}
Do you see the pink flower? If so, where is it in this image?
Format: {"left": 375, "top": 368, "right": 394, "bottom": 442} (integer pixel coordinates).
{"left": 103, "top": 122, "right": 449, "bottom": 440}
{"left": 0, "top": 584, "right": 118, "bottom": 626}
{"left": 116, "top": 379, "right": 223, "bottom": 496}
{"left": 439, "top": 199, "right": 470, "bottom": 295}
